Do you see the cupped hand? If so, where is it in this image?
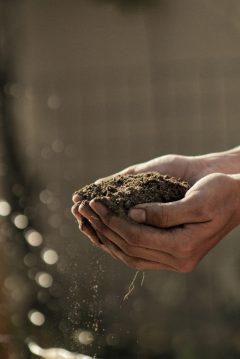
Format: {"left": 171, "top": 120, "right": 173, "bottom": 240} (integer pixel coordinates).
{"left": 71, "top": 154, "right": 200, "bottom": 253}
{"left": 71, "top": 154, "right": 209, "bottom": 248}
{"left": 71, "top": 154, "right": 197, "bottom": 259}
{"left": 75, "top": 173, "right": 240, "bottom": 271}
{"left": 93, "top": 154, "right": 208, "bottom": 187}
{"left": 71, "top": 201, "right": 119, "bottom": 260}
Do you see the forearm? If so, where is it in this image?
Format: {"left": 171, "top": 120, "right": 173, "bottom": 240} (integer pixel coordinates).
{"left": 197, "top": 146, "right": 240, "bottom": 175}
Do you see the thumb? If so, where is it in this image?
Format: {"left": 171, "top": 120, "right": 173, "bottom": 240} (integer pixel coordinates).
{"left": 128, "top": 196, "right": 204, "bottom": 228}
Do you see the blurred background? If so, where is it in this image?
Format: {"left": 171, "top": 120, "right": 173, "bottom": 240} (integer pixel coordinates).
{"left": 1, "top": 0, "right": 240, "bottom": 358}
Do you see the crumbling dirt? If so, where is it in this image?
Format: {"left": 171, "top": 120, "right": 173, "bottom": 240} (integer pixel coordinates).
{"left": 74, "top": 172, "right": 190, "bottom": 216}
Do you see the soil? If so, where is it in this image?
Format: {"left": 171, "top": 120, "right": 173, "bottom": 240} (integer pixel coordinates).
{"left": 74, "top": 172, "right": 190, "bottom": 216}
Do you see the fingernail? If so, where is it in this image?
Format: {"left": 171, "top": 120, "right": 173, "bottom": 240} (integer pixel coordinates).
{"left": 129, "top": 208, "right": 146, "bottom": 223}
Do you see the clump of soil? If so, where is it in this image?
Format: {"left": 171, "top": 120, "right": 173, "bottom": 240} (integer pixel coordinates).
{"left": 74, "top": 172, "right": 190, "bottom": 216}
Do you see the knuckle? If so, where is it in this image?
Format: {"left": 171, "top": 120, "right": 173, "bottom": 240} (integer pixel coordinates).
{"left": 158, "top": 206, "right": 169, "bottom": 227}
{"left": 145, "top": 204, "right": 169, "bottom": 228}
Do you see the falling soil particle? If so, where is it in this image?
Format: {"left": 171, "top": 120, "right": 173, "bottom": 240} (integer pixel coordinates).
{"left": 74, "top": 172, "right": 190, "bottom": 216}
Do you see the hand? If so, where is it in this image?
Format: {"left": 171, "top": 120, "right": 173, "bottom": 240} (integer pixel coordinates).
{"left": 93, "top": 154, "right": 209, "bottom": 187}
{"left": 71, "top": 201, "right": 119, "bottom": 260}
{"left": 72, "top": 147, "right": 240, "bottom": 266}
{"left": 72, "top": 153, "right": 200, "bottom": 258}
{"left": 90, "top": 148, "right": 240, "bottom": 187}
{"left": 76, "top": 173, "right": 240, "bottom": 271}
{"left": 71, "top": 154, "right": 212, "bottom": 253}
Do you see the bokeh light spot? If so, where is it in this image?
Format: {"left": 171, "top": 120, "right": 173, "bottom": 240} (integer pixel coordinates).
{"left": 39, "top": 189, "right": 53, "bottom": 204}
{"left": 28, "top": 310, "right": 45, "bottom": 326}
{"left": 35, "top": 272, "right": 53, "bottom": 288}
{"left": 25, "top": 229, "right": 43, "bottom": 247}
{"left": 0, "top": 200, "right": 11, "bottom": 216}
{"left": 78, "top": 331, "right": 94, "bottom": 345}
{"left": 42, "top": 249, "right": 59, "bottom": 265}
{"left": 13, "top": 214, "right": 28, "bottom": 229}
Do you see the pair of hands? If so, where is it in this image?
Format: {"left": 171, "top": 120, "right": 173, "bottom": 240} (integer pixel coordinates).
{"left": 72, "top": 154, "right": 240, "bottom": 272}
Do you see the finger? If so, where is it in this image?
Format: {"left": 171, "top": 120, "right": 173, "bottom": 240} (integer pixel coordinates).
{"left": 104, "top": 240, "right": 176, "bottom": 271}
{"left": 96, "top": 223, "right": 178, "bottom": 268}
{"left": 78, "top": 200, "right": 117, "bottom": 249}
{"left": 78, "top": 200, "right": 102, "bottom": 224}
{"left": 87, "top": 208, "right": 177, "bottom": 266}
{"left": 72, "top": 203, "right": 96, "bottom": 236}
{"left": 81, "top": 202, "right": 127, "bottom": 252}
{"left": 129, "top": 196, "right": 210, "bottom": 228}
{"left": 71, "top": 202, "right": 82, "bottom": 221}
{"left": 97, "top": 235, "right": 118, "bottom": 260}
{"left": 79, "top": 217, "right": 102, "bottom": 246}
{"left": 79, "top": 216, "right": 118, "bottom": 258}
{"left": 81, "top": 222, "right": 115, "bottom": 258}
{"left": 73, "top": 202, "right": 118, "bottom": 257}
{"left": 72, "top": 192, "right": 83, "bottom": 203}
{"left": 89, "top": 200, "right": 178, "bottom": 254}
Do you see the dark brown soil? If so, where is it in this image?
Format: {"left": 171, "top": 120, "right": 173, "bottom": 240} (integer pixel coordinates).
{"left": 74, "top": 172, "right": 190, "bottom": 216}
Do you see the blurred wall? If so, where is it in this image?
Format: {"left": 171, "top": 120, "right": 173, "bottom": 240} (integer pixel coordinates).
{"left": 2, "top": 0, "right": 240, "bottom": 358}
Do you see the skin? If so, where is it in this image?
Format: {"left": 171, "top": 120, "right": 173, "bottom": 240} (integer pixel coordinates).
{"left": 72, "top": 147, "right": 240, "bottom": 272}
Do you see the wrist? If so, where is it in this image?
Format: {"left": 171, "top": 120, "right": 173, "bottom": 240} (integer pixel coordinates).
{"left": 196, "top": 146, "right": 240, "bottom": 176}
{"left": 229, "top": 174, "right": 240, "bottom": 224}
